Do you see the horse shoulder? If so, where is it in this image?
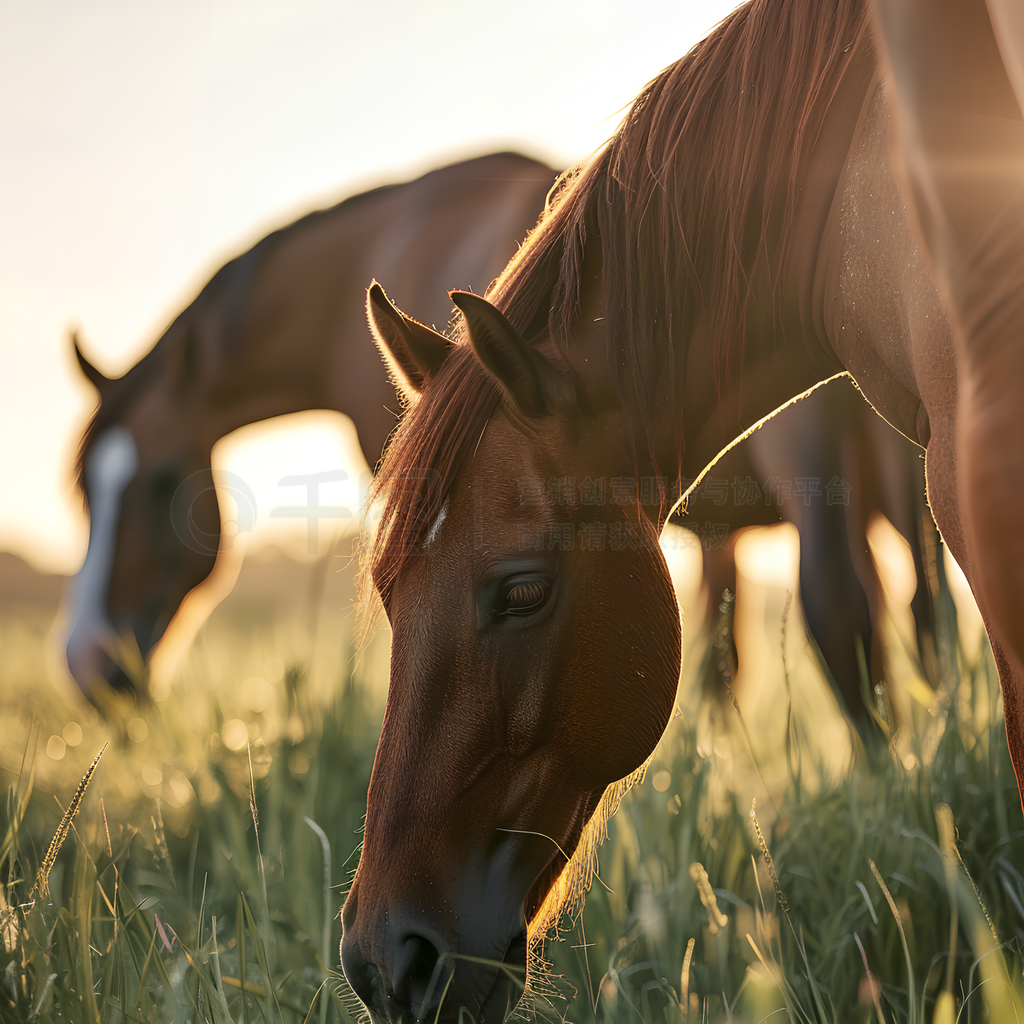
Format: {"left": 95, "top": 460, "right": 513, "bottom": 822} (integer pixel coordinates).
{"left": 818, "top": 81, "right": 955, "bottom": 447}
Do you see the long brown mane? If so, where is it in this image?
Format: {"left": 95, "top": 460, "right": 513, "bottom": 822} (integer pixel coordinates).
{"left": 367, "top": 0, "right": 871, "bottom": 602}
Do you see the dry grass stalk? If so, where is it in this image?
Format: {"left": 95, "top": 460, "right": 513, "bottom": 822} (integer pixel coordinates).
{"left": 100, "top": 797, "right": 112, "bottom": 858}
{"left": 944, "top": 810, "right": 998, "bottom": 943}
{"left": 935, "top": 803, "right": 959, "bottom": 997}
{"left": 689, "top": 863, "right": 729, "bottom": 934}
{"left": 33, "top": 743, "right": 107, "bottom": 900}
{"left": 869, "top": 858, "right": 916, "bottom": 1012}
{"left": 150, "top": 798, "right": 174, "bottom": 887}
{"left": 0, "top": 887, "right": 19, "bottom": 953}
{"left": 750, "top": 798, "right": 790, "bottom": 917}
{"left": 680, "top": 936, "right": 695, "bottom": 1014}
{"left": 853, "top": 931, "right": 886, "bottom": 1024}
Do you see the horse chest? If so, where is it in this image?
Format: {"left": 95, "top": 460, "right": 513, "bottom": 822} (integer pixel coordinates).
{"left": 826, "top": 83, "right": 953, "bottom": 442}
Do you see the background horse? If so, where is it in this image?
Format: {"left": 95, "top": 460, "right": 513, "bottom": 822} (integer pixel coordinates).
{"left": 68, "top": 158, "right": 941, "bottom": 722}
{"left": 65, "top": 152, "right": 557, "bottom": 696}
{"left": 339, "top": 1, "right": 1019, "bottom": 1021}
{"left": 686, "top": 376, "right": 946, "bottom": 718}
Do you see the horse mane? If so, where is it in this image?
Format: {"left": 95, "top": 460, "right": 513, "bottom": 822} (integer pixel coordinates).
{"left": 367, "top": 0, "right": 871, "bottom": 604}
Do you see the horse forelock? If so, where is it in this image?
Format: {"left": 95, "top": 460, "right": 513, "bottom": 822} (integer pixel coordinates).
{"left": 359, "top": 174, "right": 581, "bottom": 620}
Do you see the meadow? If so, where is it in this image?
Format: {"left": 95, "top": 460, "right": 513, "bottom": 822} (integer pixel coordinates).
{"left": 2, "top": 523, "right": 1023, "bottom": 1024}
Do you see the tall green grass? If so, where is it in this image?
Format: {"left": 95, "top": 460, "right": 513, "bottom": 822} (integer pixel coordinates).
{"left": 2, "top": 561, "right": 1023, "bottom": 1023}
{"left": 541, "top": 638, "right": 1024, "bottom": 1024}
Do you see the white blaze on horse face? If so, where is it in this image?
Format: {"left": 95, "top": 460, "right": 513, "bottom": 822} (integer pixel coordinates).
{"left": 65, "top": 427, "right": 140, "bottom": 689}
{"left": 425, "top": 498, "right": 448, "bottom": 546}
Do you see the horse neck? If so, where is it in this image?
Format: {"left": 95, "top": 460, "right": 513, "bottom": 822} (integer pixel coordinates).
{"left": 566, "top": 278, "right": 842, "bottom": 526}
{"left": 673, "top": 317, "right": 843, "bottom": 495}
{"left": 664, "top": 84, "right": 879, "bottom": 498}
{"left": 185, "top": 290, "right": 396, "bottom": 466}
{"left": 560, "top": 257, "right": 841, "bottom": 528}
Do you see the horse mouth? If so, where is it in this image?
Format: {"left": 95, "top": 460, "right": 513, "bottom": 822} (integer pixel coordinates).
{"left": 476, "top": 930, "right": 528, "bottom": 1023}
{"left": 523, "top": 848, "right": 570, "bottom": 924}
{"left": 522, "top": 795, "right": 598, "bottom": 925}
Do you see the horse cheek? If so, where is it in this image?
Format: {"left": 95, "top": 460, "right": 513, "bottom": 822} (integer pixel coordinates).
{"left": 588, "top": 558, "right": 681, "bottom": 785}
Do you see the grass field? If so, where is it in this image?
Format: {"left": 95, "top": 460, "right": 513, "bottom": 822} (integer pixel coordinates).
{"left": 2, "top": 526, "right": 1024, "bottom": 1024}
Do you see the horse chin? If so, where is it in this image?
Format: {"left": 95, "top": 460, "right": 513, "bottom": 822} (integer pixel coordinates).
{"left": 478, "top": 930, "right": 529, "bottom": 1023}
{"left": 523, "top": 786, "right": 605, "bottom": 929}
{"left": 524, "top": 849, "right": 569, "bottom": 926}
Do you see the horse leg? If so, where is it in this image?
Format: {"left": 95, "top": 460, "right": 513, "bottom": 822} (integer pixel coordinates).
{"left": 747, "top": 381, "right": 879, "bottom": 720}
{"left": 804, "top": 427, "right": 879, "bottom": 722}
{"left": 924, "top": 429, "right": 1024, "bottom": 804}
{"left": 701, "top": 534, "right": 739, "bottom": 633}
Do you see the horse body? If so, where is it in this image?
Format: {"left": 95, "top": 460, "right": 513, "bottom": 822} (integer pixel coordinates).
{"left": 66, "top": 153, "right": 557, "bottom": 694}
{"left": 341, "top": 2, "right": 1023, "bottom": 1021}
{"left": 868, "top": 0, "right": 1024, "bottom": 780}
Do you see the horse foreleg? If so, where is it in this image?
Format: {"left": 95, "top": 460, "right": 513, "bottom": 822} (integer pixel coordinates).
{"left": 925, "top": 414, "right": 1024, "bottom": 811}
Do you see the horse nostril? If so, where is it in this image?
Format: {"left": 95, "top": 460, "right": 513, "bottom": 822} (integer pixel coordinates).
{"left": 395, "top": 932, "right": 448, "bottom": 1015}
{"left": 340, "top": 936, "right": 385, "bottom": 1017}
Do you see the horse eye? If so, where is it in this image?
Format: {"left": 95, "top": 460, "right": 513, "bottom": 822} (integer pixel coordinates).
{"left": 503, "top": 579, "right": 550, "bottom": 617}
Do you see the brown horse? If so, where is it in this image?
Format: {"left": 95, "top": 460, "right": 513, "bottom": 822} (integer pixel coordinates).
{"left": 65, "top": 152, "right": 557, "bottom": 696}
{"left": 340, "top": 1, "right": 1023, "bottom": 1020}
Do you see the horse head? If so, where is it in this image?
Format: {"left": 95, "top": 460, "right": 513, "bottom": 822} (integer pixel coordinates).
{"left": 65, "top": 330, "right": 222, "bottom": 699}
{"left": 340, "top": 285, "right": 681, "bottom": 1023}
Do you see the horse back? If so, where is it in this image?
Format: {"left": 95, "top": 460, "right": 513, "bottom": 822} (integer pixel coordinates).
{"left": 201, "top": 153, "right": 556, "bottom": 466}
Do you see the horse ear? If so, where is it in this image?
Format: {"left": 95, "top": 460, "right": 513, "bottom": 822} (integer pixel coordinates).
{"left": 451, "top": 291, "right": 573, "bottom": 417}
{"left": 367, "top": 282, "right": 451, "bottom": 396}
{"left": 72, "top": 331, "right": 111, "bottom": 393}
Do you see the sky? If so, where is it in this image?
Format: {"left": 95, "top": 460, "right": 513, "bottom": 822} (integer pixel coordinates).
{"left": 0, "top": 0, "right": 741, "bottom": 574}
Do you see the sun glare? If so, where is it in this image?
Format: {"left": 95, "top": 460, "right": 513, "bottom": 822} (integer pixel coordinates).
{"left": 734, "top": 523, "right": 801, "bottom": 586}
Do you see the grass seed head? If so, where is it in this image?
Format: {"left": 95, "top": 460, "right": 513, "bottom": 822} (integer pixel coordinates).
{"left": 33, "top": 743, "right": 107, "bottom": 900}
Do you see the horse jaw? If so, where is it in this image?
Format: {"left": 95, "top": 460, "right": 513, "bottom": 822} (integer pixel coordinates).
{"left": 65, "top": 427, "right": 139, "bottom": 693}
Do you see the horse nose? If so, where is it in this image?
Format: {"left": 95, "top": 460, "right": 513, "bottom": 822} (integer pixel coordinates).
{"left": 341, "top": 909, "right": 528, "bottom": 1023}
{"left": 392, "top": 930, "right": 447, "bottom": 1012}
{"left": 341, "top": 918, "right": 453, "bottom": 1023}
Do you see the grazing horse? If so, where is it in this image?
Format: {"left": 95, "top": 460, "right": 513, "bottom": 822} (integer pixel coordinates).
{"left": 340, "top": 0, "right": 1024, "bottom": 1020}
{"left": 65, "top": 152, "right": 558, "bottom": 696}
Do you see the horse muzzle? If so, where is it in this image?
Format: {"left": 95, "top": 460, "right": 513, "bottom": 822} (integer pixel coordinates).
{"left": 342, "top": 905, "right": 528, "bottom": 1024}
{"left": 65, "top": 610, "right": 156, "bottom": 699}
{"left": 340, "top": 891, "right": 528, "bottom": 1024}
